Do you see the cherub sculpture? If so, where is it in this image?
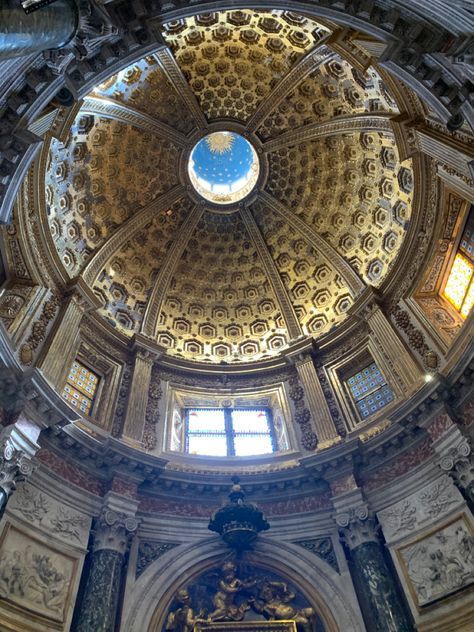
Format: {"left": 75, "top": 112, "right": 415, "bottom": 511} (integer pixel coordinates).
{"left": 208, "top": 561, "right": 256, "bottom": 621}
{"left": 251, "top": 581, "right": 315, "bottom": 632}
{"left": 166, "top": 588, "right": 204, "bottom": 632}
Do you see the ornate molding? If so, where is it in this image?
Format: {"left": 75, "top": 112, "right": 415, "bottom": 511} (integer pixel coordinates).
{"left": 247, "top": 44, "right": 335, "bottom": 132}
{"left": 81, "top": 96, "right": 188, "bottom": 148}
{"left": 262, "top": 114, "right": 394, "bottom": 153}
{"left": 155, "top": 48, "right": 208, "bottom": 130}
{"left": 259, "top": 191, "right": 364, "bottom": 297}
{"left": 142, "top": 203, "right": 205, "bottom": 337}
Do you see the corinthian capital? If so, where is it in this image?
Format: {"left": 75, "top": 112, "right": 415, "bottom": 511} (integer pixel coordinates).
{"left": 0, "top": 428, "right": 37, "bottom": 510}
{"left": 94, "top": 507, "right": 138, "bottom": 555}
{"left": 336, "top": 505, "right": 380, "bottom": 550}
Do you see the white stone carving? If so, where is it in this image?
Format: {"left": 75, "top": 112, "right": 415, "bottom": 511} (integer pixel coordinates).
{"left": 0, "top": 526, "right": 75, "bottom": 622}
{"left": 7, "top": 483, "right": 90, "bottom": 546}
{"left": 377, "top": 475, "right": 463, "bottom": 542}
{"left": 399, "top": 517, "right": 474, "bottom": 607}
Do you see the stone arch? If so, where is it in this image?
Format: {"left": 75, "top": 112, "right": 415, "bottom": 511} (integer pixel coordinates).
{"left": 122, "top": 536, "right": 364, "bottom": 632}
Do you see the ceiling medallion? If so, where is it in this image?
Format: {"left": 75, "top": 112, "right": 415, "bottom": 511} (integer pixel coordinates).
{"left": 188, "top": 131, "right": 260, "bottom": 205}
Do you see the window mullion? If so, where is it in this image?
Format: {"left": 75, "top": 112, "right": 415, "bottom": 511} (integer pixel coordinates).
{"left": 224, "top": 408, "right": 235, "bottom": 456}
{"left": 266, "top": 408, "right": 278, "bottom": 452}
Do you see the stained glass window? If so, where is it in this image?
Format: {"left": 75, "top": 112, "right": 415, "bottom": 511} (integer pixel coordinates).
{"left": 346, "top": 363, "right": 394, "bottom": 420}
{"left": 62, "top": 360, "right": 99, "bottom": 415}
{"left": 443, "top": 205, "right": 474, "bottom": 318}
{"left": 184, "top": 408, "right": 276, "bottom": 457}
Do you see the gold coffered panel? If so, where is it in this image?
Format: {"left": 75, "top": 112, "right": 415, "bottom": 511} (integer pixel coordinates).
{"left": 251, "top": 200, "right": 353, "bottom": 336}
{"left": 157, "top": 211, "right": 288, "bottom": 362}
{"left": 257, "top": 57, "right": 398, "bottom": 140}
{"left": 46, "top": 116, "right": 180, "bottom": 276}
{"left": 163, "top": 10, "right": 330, "bottom": 123}
{"left": 265, "top": 133, "right": 413, "bottom": 285}
{"left": 91, "top": 56, "right": 196, "bottom": 134}
{"left": 93, "top": 196, "right": 193, "bottom": 335}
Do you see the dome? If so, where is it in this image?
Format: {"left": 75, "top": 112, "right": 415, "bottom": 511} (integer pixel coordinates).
{"left": 41, "top": 9, "right": 412, "bottom": 364}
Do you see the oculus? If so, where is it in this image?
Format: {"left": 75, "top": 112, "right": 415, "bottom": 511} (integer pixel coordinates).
{"left": 188, "top": 132, "right": 259, "bottom": 204}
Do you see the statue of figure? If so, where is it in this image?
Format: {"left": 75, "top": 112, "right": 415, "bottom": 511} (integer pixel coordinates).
{"left": 166, "top": 588, "right": 204, "bottom": 632}
{"left": 251, "top": 581, "right": 315, "bottom": 632}
{"left": 208, "top": 561, "right": 255, "bottom": 621}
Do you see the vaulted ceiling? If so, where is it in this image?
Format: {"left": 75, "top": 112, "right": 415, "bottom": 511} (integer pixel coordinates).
{"left": 41, "top": 9, "right": 414, "bottom": 363}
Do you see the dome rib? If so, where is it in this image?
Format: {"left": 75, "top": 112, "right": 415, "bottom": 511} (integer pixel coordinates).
{"left": 155, "top": 48, "right": 208, "bottom": 130}
{"left": 262, "top": 113, "right": 394, "bottom": 153}
{"left": 247, "top": 46, "right": 337, "bottom": 133}
{"left": 81, "top": 95, "right": 188, "bottom": 148}
{"left": 240, "top": 206, "right": 302, "bottom": 340}
{"left": 258, "top": 190, "right": 364, "bottom": 296}
{"left": 82, "top": 185, "right": 186, "bottom": 285}
{"left": 142, "top": 203, "right": 206, "bottom": 338}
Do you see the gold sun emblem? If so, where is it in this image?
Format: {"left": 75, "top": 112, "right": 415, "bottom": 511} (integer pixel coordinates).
{"left": 206, "top": 132, "right": 235, "bottom": 155}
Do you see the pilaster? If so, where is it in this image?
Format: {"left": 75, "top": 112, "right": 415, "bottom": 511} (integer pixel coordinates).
{"left": 293, "top": 351, "right": 340, "bottom": 448}
{"left": 122, "top": 334, "right": 161, "bottom": 444}
{"left": 37, "top": 279, "right": 99, "bottom": 389}
{"left": 351, "top": 289, "right": 422, "bottom": 395}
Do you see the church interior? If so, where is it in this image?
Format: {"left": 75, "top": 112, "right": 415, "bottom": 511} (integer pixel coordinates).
{"left": 0, "top": 1, "right": 473, "bottom": 631}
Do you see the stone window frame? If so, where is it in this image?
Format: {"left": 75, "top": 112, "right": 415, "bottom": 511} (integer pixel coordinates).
{"left": 161, "top": 381, "right": 295, "bottom": 461}
{"left": 325, "top": 340, "right": 399, "bottom": 432}
{"left": 63, "top": 341, "right": 122, "bottom": 432}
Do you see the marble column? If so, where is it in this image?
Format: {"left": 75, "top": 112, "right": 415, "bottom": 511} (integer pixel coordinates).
{"left": 336, "top": 507, "right": 413, "bottom": 632}
{"left": 122, "top": 335, "right": 160, "bottom": 444}
{"left": 37, "top": 280, "right": 99, "bottom": 389}
{"left": 74, "top": 493, "right": 138, "bottom": 632}
{"left": 293, "top": 351, "right": 340, "bottom": 448}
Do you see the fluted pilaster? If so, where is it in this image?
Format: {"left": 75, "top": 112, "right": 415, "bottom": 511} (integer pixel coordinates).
{"left": 122, "top": 335, "right": 160, "bottom": 443}
{"left": 37, "top": 280, "right": 99, "bottom": 389}
{"left": 294, "top": 351, "right": 339, "bottom": 447}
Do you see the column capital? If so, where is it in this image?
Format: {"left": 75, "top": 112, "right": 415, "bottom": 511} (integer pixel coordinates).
{"left": 94, "top": 492, "right": 139, "bottom": 555}
{"left": 132, "top": 333, "right": 164, "bottom": 362}
{"left": 336, "top": 507, "right": 380, "bottom": 550}
{"left": 433, "top": 427, "right": 474, "bottom": 502}
{"left": 0, "top": 423, "right": 39, "bottom": 511}
{"left": 66, "top": 278, "right": 102, "bottom": 312}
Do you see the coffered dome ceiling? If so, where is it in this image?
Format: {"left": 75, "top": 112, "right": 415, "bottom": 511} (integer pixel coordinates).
{"left": 42, "top": 9, "right": 415, "bottom": 364}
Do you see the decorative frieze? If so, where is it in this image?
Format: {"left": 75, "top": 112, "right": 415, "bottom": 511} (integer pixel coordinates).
{"left": 136, "top": 541, "right": 180, "bottom": 578}
{"left": 7, "top": 482, "right": 90, "bottom": 546}
{"left": 377, "top": 475, "right": 464, "bottom": 542}
{"left": 293, "top": 537, "right": 340, "bottom": 573}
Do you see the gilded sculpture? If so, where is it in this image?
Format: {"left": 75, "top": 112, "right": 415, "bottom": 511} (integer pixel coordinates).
{"left": 165, "top": 563, "right": 318, "bottom": 632}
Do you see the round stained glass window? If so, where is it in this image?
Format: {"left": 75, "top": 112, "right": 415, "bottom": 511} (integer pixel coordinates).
{"left": 188, "top": 132, "right": 259, "bottom": 204}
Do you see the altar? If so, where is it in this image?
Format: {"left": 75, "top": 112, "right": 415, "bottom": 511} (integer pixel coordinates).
{"left": 195, "top": 621, "right": 297, "bottom": 632}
